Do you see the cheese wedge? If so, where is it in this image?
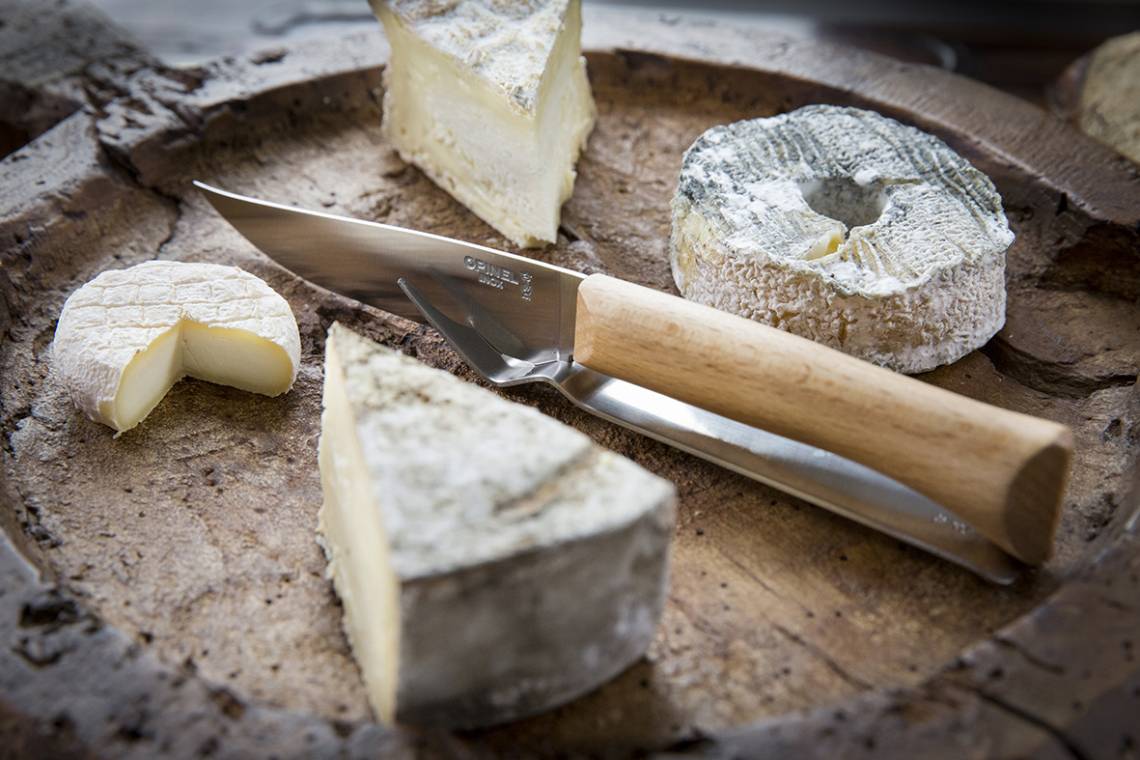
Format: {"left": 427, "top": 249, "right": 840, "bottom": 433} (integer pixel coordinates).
{"left": 1077, "top": 32, "right": 1140, "bottom": 165}
{"left": 52, "top": 261, "right": 300, "bottom": 433}
{"left": 371, "top": 0, "right": 596, "bottom": 248}
{"left": 671, "top": 105, "right": 1014, "bottom": 374}
{"left": 318, "top": 324, "right": 675, "bottom": 728}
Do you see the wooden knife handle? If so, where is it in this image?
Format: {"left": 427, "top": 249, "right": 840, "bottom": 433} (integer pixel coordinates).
{"left": 573, "top": 274, "right": 1072, "bottom": 565}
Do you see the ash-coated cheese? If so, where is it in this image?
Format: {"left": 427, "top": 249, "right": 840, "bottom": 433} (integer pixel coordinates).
{"left": 52, "top": 260, "right": 300, "bottom": 433}
{"left": 317, "top": 324, "right": 675, "bottom": 729}
{"left": 670, "top": 105, "right": 1015, "bottom": 373}
{"left": 371, "top": 0, "right": 596, "bottom": 248}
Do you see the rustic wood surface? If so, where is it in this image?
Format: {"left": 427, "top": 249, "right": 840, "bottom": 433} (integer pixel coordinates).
{"left": 1, "top": 2, "right": 1138, "bottom": 757}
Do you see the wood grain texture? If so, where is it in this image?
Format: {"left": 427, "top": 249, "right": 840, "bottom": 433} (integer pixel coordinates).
{"left": 574, "top": 274, "right": 1072, "bottom": 565}
{"left": 0, "top": 2, "right": 1138, "bottom": 758}
{"left": 0, "top": 0, "right": 154, "bottom": 158}
{"left": 579, "top": 6, "right": 1140, "bottom": 230}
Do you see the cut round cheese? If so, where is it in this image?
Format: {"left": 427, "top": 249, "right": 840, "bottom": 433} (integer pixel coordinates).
{"left": 317, "top": 323, "right": 675, "bottom": 728}
{"left": 372, "top": 0, "right": 596, "bottom": 248}
{"left": 670, "top": 105, "right": 1015, "bottom": 374}
{"left": 52, "top": 260, "right": 301, "bottom": 433}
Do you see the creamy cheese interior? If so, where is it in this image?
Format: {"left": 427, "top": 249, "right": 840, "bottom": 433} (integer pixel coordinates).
{"left": 107, "top": 321, "right": 296, "bottom": 432}
{"left": 375, "top": 0, "right": 595, "bottom": 247}
{"left": 317, "top": 338, "right": 401, "bottom": 724}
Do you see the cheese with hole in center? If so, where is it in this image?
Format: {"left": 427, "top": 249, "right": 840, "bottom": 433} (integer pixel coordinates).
{"left": 52, "top": 260, "right": 300, "bottom": 433}
{"left": 371, "top": 0, "right": 596, "bottom": 248}
{"left": 670, "top": 105, "right": 1014, "bottom": 374}
{"left": 317, "top": 323, "right": 675, "bottom": 728}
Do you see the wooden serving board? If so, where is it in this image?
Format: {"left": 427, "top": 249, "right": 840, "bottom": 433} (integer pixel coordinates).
{"left": 2, "top": 3, "right": 1139, "bottom": 757}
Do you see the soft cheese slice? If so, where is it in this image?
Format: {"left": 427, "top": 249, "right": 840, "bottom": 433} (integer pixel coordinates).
{"left": 53, "top": 260, "right": 301, "bottom": 433}
{"left": 372, "top": 0, "right": 596, "bottom": 248}
{"left": 671, "top": 105, "right": 1015, "bottom": 374}
{"left": 318, "top": 324, "right": 675, "bottom": 728}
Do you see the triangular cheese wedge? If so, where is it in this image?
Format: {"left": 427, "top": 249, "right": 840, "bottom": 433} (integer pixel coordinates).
{"left": 317, "top": 324, "right": 675, "bottom": 728}
{"left": 371, "top": 0, "right": 596, "bottom": 247}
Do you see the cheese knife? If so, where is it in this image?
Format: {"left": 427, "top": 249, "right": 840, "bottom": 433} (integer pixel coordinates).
{"left": 195, "top": 181, "right": 1072, "bottom": 583}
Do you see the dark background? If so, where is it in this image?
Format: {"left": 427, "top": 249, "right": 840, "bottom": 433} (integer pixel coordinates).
{"left": 84, "top": 0, "right": 1140, "bottom": 104}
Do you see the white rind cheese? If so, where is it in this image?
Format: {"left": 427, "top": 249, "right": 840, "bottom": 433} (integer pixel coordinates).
{"left": 670, "top": 105, "right": 1014, "bottom": 374}
{"left": 318, "top": 324, "right": 675, "bottom": 728}
{"left": 52, "top": 261, "right": 300, "bottom": 433}
{"left": 372, "top": 0, "right": 596, "bottom": 248}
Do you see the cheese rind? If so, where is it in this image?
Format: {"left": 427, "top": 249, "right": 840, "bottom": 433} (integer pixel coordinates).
{"left": 373, "top": 0, "right": 596, "bottom": 247}
{"left": 318, "top": 324, "right": 675, "bottom": 728}
{"left": 670, "top": 105, "right": 1014, "bottom": 374}
{"left": 52, "top": 260, "right": 301, "bottom": 432}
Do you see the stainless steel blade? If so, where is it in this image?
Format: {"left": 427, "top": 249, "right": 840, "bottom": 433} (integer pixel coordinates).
{"left": 195, "top": 182, "right": 584, "bottom": 363}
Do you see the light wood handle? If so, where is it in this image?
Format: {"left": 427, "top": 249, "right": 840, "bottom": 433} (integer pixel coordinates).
{"left": 573, "top": 274, "right": 1072, "bottom": 565}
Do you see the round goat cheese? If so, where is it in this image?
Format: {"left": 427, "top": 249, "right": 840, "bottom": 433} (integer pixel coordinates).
{"left": 53, "top": 260, "right": 301, "bottom": 433}
{"left": 670, "top": 105, "right": 1014, "bottom": 373}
